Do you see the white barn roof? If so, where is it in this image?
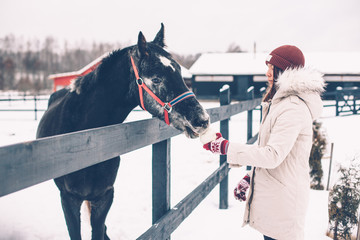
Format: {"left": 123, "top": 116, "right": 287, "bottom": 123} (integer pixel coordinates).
{"left": 181, "top": 65, "right": 192, "bottom": 79}
{"left": 306, "top": 52, "right": 360, "bottom": 75}
{"left": 190, "top": 52, "right": 360, "bottom": 76}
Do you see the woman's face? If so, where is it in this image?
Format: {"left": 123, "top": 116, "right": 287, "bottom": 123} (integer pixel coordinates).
{"left": 266, "top": 63, "right": 274, "bottom": 86}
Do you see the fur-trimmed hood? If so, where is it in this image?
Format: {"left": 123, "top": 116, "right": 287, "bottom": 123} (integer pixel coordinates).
{"left": 273, "top": 67, "right": 326, "bottom": 120}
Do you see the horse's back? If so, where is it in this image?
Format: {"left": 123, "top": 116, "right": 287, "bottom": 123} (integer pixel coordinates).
{"left": 48, "top": 87, "right": 69, "bottom": 107}
{"left": 36, "top": 88, "right": 73, "bottom": 138}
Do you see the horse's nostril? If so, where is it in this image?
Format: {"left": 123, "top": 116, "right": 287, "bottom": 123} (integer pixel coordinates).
{"left": 203, "top": 119, "right": 210, "bottom": 128}
{"left": 195, "top": 118, "right": 210, "bottom": 129}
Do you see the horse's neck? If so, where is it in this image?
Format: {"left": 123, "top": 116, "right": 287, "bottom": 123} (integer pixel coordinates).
{"left": 75, "top": 50, "right": 139, "bottom": 126}
{"left": 88, "top": 78, "right": 138, "bottom": 126}
{"left": 107, "top": 89, "right": 138, "bottom": 124}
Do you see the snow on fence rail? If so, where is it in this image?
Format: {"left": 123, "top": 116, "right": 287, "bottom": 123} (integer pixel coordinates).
{"left": 0, "top": 86, "right": 261, "bottom": 239}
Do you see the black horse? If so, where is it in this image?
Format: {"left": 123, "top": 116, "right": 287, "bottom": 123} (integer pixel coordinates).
{"left": 36, "top": 24, "right": 210, "bottom": 240}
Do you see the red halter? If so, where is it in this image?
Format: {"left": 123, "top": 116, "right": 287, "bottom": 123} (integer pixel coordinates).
{"left": 130, "top": 56, "right": 195, "bottom": 125}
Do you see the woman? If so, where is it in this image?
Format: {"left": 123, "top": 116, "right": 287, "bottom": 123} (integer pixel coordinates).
{"left": 203, "top": 45, "right": 325, "bottom": 240}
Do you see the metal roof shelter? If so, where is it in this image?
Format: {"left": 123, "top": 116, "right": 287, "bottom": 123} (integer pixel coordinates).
{"left": 190, "top": 52, "right": 360, "bottom": 100}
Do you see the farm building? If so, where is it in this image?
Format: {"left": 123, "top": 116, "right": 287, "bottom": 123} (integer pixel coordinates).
{"left": 48, "top": 53, "right": 108, "bottom": 92}
{"left": 48, "top": 53, "right": 192, "bottom": 92}
{"left": 189, "top": 52, "right": 360, "bottom": 100}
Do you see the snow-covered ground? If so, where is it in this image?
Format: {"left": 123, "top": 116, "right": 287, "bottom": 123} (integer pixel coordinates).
{"left": 0, "top": 96, "right": 359, "bottom": 240}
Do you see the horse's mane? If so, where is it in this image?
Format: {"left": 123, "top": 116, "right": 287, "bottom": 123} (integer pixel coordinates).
{"left": 97, "top": 48, "right": 129, "bottom": 76}
{"left": 70, "top": 42, "right": 172, "bottom": 95}
{"left": 70, "top": 48, "right": 131, "bottom": 95}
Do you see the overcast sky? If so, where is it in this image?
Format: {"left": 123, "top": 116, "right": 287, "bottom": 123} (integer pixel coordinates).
{"left": 1, "top": 0, "right": 359, "bottom": 55}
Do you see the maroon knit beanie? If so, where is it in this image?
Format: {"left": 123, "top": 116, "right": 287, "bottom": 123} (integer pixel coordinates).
{"left": 265, "top": 45, "right": 305, "bottom": 71}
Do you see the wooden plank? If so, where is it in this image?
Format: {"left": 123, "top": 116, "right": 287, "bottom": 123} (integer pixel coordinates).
{"left": 0, "top": 99, "right": 261, "bottom": 197}
{"left": 0, "top": 118, "right": 182, "bottom": 197}
{"left": 152, "top": 139, "right": 171, "bottom": 225}
{"left": 219, "top": 86, "right": 230, "bottom": 209}
{"left": 137, "top": 133, "right": 259, "bottom": 239}
{"left": 326, "top": 143, "right": 334, "bottom": 191}
{"left": 247, "top": 110, "right": 253, "bottom": 140}
{"left": 247, "top": 133, "right": 259, "bottom": 145}
{"left": 357, "top": 213, "right": 360, "bottom": 240}
{"left": 207, "top": 98, "right": 262, "bottom": 123}
{"left": 137, "top": 162, "right": 230, "bottom": 240}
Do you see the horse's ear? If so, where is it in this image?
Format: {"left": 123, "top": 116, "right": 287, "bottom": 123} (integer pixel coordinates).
{"left": 137, "top": 31, "right": 149, "bottom": 58}
{"left": 152, "top": 23, "right": 166, "bottom": 48}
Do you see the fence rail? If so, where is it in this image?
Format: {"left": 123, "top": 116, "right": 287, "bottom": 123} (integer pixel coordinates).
{"left": 334, "top": 87, "right": 360, "bottom": 116}
{"left": 0, "top": 87, "right": 261, "bottom": 239}
{"left": 0, "top": 117, "right": 182, "bottom": 197}
{"left": 0, "top": 95, "right": 48, "bottom": 120}
{"left": 322, "top": 88, "right": 360, "bottom": 116}
{"left": 1, "top": 85, "right": 359, "bottom": 238}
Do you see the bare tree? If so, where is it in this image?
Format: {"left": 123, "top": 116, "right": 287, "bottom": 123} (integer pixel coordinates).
{"left": 3, "top": 57, "right": 16, "bottom": 90}
{"left": 226, "top": 42, "right": 243, "bottom": 53}
{"left": 171, "top": 52, "right": 201, "bottom": 69}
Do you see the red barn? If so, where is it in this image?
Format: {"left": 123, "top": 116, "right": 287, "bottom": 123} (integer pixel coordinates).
{"left": 48, "top": 53, "right": 108, "bottom": 92}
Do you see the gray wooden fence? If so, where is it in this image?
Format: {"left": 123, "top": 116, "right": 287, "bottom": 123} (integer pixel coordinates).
{"left": 0, "top": 86, "right": 261, "bottom": 239}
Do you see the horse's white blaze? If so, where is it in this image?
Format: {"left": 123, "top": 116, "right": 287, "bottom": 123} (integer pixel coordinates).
{"left": 159, "top": 56, "right": 175, "bottom": 72}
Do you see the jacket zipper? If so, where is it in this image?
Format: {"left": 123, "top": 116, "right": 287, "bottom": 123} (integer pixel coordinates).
{"left": 246, "top": 167, "right": 256, "bottom": 223}
{"left": 246, "top": 102, "right": 271, "bottom": 223}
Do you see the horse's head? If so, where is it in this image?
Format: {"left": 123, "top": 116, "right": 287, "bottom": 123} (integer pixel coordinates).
{"left": 129, "top": 24, "right": 209, "bottom": 138}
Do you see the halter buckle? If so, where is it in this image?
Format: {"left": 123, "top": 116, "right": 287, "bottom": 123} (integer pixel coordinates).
{"left": 136, "top": 78, "right": 144, "bottom": 86}
{"left": 163, "top": 103, "right": 172, "bottom": 113}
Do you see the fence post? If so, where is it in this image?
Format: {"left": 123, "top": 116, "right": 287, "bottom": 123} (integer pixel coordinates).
{"left": 247, "top": 87, "right": 254, "bottom": 140}
{"left": 246, "top": 87, "right": 254, "bottom": 171}
{"left": 357, "top": 213, "right": 360, "bottom": 240}
{"left": 8, "top": 93, "right": 11, "bottom": 106}
{"left": 259, "top": 87, "right": 266, "bottom": 123}
{"left": 353, "top": 88, "right": 358, "bottom": 115}
{"left": 219, "top": 85, "right": 230, "bottom": 209}
{"left": 335, "top": 87, "right": 342, "bottom": 116}
{"left": 356, "top": 88, "right": 360, "bottom": 115}
{"left": 34, "top": 95, "right": 38, "bottom": 120}
{"left": 152, "top": 138, "right": 171, "bottom": 239}
{"left": 326, "top": 142, "right": 334, "bottom": 191}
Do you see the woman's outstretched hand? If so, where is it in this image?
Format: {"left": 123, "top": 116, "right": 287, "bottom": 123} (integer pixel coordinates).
{"left": 203, "top": 133, "right": 229, "bottom": 155}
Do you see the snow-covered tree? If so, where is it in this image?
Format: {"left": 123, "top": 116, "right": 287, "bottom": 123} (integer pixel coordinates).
{"left": 309, "top": 120, "right": 327, "bottom": 190}
{"left": 328, "top": 158, "right": 360, "bottom": 239}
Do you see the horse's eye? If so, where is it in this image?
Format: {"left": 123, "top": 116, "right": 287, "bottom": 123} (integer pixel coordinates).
{"left": 152, "top": 78, "right": 162, "bottom": 84}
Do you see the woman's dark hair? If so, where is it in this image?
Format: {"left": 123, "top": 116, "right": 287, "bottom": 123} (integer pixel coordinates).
{"left": 262, "top": 66, "right": 284, "bottom": 102}
{"left": 273, "top": 66, "right": 283, "bottom": 81}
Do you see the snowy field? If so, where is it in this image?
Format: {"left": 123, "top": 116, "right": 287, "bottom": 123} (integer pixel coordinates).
{"left": 0, "top": 95, "right": 359, "bottom": 240}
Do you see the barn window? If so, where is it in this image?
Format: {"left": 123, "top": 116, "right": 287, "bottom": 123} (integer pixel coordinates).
{"left": 195, "top": 76, "right": 234, "bottom": 82}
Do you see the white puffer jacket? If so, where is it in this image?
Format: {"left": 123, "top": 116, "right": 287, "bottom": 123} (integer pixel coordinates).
{"left": 227, "top": 67, "right": 325, "bottom": 240}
